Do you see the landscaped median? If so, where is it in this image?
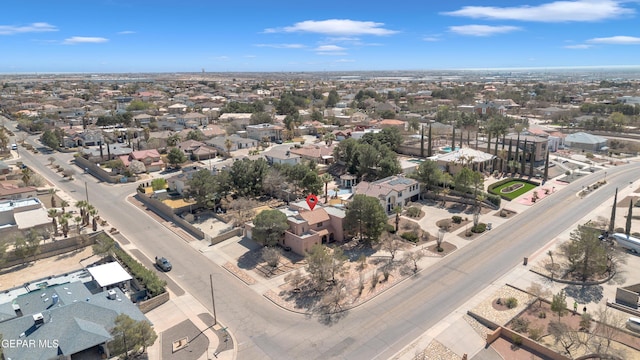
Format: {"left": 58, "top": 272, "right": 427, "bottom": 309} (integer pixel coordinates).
{"left": 488, "top": 178, "right": 540, "bottom": 201}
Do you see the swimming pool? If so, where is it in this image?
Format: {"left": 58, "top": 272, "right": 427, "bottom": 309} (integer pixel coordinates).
{"left": 440, "top": 146, "right": 460, "bottom": 153}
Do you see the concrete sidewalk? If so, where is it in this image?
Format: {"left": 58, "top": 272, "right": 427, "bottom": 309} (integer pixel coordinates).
{"left": 394, "top": 168, "right": 640, "bottom": 360}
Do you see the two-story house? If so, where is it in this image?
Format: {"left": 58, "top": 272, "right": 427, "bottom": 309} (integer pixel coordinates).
{"left": 353, "top": 174, "right": 420, "bottom": 213}
{"left": 246, "top": 123, "right": 284, "bottom": 142}
{"left": 245, "top": 204, "right": 346, "bottom": 256}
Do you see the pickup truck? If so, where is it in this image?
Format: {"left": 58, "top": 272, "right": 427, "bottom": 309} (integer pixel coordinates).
{"left": 155, "top": 256, "right": 172, "bottom": 271}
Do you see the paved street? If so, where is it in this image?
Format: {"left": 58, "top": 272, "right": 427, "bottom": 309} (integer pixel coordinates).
{"left": 6, "top": 117, "right": 640, "bottom": 360}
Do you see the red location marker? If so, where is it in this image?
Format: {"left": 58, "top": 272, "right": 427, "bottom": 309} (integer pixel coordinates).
{"left": 306, "top": 194, "right": 318, "bottom": 210}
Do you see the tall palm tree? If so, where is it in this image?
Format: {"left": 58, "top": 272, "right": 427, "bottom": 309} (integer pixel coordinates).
{"left": 75, "top": 200, "right": 88, "bottom": 223}
{"left": 48, "top": 209, "right": 59, "bottom": 236}
{"left": 60, "top": 213, "right": 72, "bottom": 238}
{"left": 323, "top": 133, "right": 336, "bottom": 147}
{"left": 89, "top": 207, "right": 99, "bottom": 231}
{"left": 0, "top": 127, "right": 9, "bottom": 152}
{"left": 84, "top": 204, "right": 95, "bottom": 226}
{"left": 49, "top": 188, "right": 57, "bottom": 208}
{"left": 74, "top": 216, "right": 83, "bottom": 234}
{"left": 320, "top": 173, "right": 333, "bottom": 203}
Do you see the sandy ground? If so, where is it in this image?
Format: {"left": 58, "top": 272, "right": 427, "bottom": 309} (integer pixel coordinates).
{"left": 0, "top": 247, "right": 97, "bottom": 291}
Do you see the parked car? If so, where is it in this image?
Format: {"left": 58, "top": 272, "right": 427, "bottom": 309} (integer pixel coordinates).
{"left": 155, "top": 256, "right": 172, "bottom": 271}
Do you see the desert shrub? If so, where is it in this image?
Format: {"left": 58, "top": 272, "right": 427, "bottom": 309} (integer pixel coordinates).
{"left": 511, "top": 318, "right": 530, "bottom": 333}
{"left": 528, "top": 327, "right": 543, "bottom": 341}
{"left": 451, "top": 215, "right": 462, "bottom": 224}
{"left": 538, "top": 311, "right": 546, "bottom": 319}
{"left": 512, "top": 334, "right": 523, "bottom": 346}
{"left": 565, "top": 170, "right": 571, "bottom": 175}
{"left": 471, "top": 223, "right": 487, "bottom": 233}
{"left": 505, "top": 297, "right": 518, "bottom": 309}
{"left": 401, "top": 232, "right": 419, "bottom": 242}
{"left": 384, "top": 223, "right": 396, "bottom": 233}
{"left": 406, "top": 207, "right": 421, "bottom": 218}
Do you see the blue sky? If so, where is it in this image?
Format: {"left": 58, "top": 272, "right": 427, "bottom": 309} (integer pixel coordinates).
{"left": 1, "top": 0, "right": 640, "bottom": 73}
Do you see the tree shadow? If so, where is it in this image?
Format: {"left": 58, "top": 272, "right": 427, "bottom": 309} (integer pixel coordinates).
{"left": 316, "top": 308, "right": 349, "bottom": 326}
{"left": 563, "top": 284, "right": 603, "bottom": 304}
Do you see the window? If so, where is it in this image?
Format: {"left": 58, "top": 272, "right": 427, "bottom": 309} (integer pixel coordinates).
{"left": 317, "top": 222, "right": 323, "bottom": 228}
{"left": 398, "top": 191, "right": 403, "bottom": 197}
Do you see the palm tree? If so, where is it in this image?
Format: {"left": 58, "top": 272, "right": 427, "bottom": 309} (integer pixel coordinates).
{"left": 74, "top": 216, "right": 83, "bottom": 234}
{"left": 85, "top": 204, "right": 95, "bottom": 226}
{"left": 48, "top": 209, "right": 59, "bottom": 236}
{"left": 320, "top": 173, "right": 333, "bottom": 203}
{"left": 60, "top": 200, "right": 69, "bottom": 214}
{"left": 21, "top": 167, "right": 33, "bottom": 186}
{"left": 60, "top": 213, "right": 72, "bottom": 238}
{"left": 49, "top": 188, "right": 57, "bottom": 208}
{"left": 224, "top": 137, "right": 233, "bottom": 158}
{"left": 90, "top": 207, "right": 99, "bottom": 231}
{"left": 167, "top": 132, "right": 181, "bottom": 146}
{"left": 323, "top": 133, "right": 336, "bottom": 147}
{"left": 75, "top": 200, "right": 88, "bottom": 223}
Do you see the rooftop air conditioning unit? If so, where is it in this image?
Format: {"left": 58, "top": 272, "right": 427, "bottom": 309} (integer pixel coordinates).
{"left": 107, "top": 289, "right": 117, "bottom": 300}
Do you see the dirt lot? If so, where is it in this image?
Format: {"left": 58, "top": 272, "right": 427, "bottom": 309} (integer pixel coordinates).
{"left": 0, "top": 247, "right": 96, "bottom": 290}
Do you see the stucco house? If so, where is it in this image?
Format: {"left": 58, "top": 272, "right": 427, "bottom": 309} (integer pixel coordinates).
{"left": 245, "top": 204, "right": 346, "bottom": 256}
{"left": 429, "top": 147, "right": 496, "bottom": 175}
{"left": 353, "top": 174, "right": 420, "bottom": 213}
{"left": 120, "top": 149, "right": 163, "bottom": 172}
{"left": 246, "top": 123, "right": 284, "bottom": 141}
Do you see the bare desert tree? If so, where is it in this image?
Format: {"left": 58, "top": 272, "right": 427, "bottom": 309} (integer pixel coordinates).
{"left": 527, "top": 282, "right": 552, "bottom": 308}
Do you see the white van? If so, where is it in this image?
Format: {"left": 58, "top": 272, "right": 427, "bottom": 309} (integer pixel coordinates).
{"left": 626, "top": 317, "right": 640, "bottom": 332}
{"left": 10, "top": 144, "right": 17, "bottom": 150}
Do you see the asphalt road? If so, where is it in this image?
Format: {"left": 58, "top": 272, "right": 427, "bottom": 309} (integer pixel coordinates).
{"left": 8, "top": 119, "right": 639, "bottom": 360}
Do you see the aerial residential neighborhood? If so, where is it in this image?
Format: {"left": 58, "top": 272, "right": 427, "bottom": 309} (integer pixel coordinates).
{"left": 0, "top": 69, "right": 639, "bottom": 360}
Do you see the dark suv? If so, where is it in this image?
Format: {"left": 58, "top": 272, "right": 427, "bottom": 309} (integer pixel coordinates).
{"left": 155, "top": 256, "right": 172, "bottom": 271}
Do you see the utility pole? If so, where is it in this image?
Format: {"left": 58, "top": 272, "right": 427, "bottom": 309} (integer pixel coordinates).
{"left": 210, "top": 274, "right": 217, "bottom": 325}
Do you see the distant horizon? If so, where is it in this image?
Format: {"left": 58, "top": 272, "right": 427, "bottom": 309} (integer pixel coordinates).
{"left": 3, "top": 1, "right": 640, "bottom": 73}
{"left": 2, "top": 64, "right": 640, "bottom": 76}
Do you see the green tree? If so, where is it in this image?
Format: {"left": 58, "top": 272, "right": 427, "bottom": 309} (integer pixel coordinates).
{"left": 187, "top": 169, "right": 217, "bottom": 208}
{"left": 301, "top": 171, "right": 323, "bottom": 196}
{"left": 186, "top": 130, "right": 204, "bottom": 141}
{"left": 412, "top": 160, "right": 442, "bottom": 197}
{"left": 551, "top": 290, "right": 568, "bottom": 320}
{"left": 48, "top": 208, "right": 60, "bottom": 236}
{"left": 559, "top": 226, "right": 610, "bottom": 282}
{"left": 250, "top": 111, "right": 273, "bottom": 124}
{"left": 21, "top": 167, "right": 33, "bottom": 186}
{"left": 167, "top": 147, "right": 187, "bottom": 168}
{"left": 151, "top": 178, "right": 167, "bottom": 191}
{"left": 344, "top": 194, "right": 387, "bottom": 243}
{"left": 305, "top": 244, "right": 346, "bottom": 291}
{"left": 41, "top": 129, "right": 60, "bottom": 149}
{"left": 230, "top": 158, "right": 268, "bottom": 197}
{"left": 252, "top": 209, "right": 289, "bottom": 246}
{"left": 453, "top": 167, "right": 479, "bottom": 194}
{"left": 326, "top": 89, "right": 340, "bottom": 108}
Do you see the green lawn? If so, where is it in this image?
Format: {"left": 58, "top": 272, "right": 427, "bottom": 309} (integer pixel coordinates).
{"left": 490, "top": 180, "right": 537, "bottom": 200}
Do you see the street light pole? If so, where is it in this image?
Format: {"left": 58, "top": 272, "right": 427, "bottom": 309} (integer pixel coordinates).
{"left": 210, "top": 274, "right": 217, "bottom": 326}
{"left": 85, "top": 181, "right": 89, "bottom": 203}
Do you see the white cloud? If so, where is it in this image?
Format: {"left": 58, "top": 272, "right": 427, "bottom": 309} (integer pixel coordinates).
{"left": 63, "top": 37, "right": 109, "bottom": 44}
{"left": 0, "top": 22, "right": 58, "bottom": 35}
{"left": 423, "top": 36, "right": 441, "bottom": 42}
{"left": 442, "top": 1, "right": 633, "bottom": 22}
{"left": 565, "top": 44, "right": 593, "bottom": 49}
{"left": 449, "top": 25, "right": 521, "bottom": 36}
{"left": 587, "top": 35, "right": 640, "bottom": 44}
{"left": 265, "top": 19, "right": 398, "bottom": 36}
{"left": 118, "top": 30, "right": 135, "bottom": 35}
{"left": 254, "top": 43, "right": 306, "bottom": 49}
{"left": 314, "top": 45, "right": 346, "bottom": 52}
{"left": 336, "top": 59, "right": 355, "bottom": 63}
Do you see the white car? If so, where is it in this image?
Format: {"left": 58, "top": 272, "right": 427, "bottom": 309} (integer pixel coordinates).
{"left": 11, "top": 144, "right": 17, "bottom": 150}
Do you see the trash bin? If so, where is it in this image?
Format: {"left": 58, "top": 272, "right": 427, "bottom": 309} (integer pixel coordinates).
{"left": 523, "top": 257, "right": 528, "bottom": 266}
